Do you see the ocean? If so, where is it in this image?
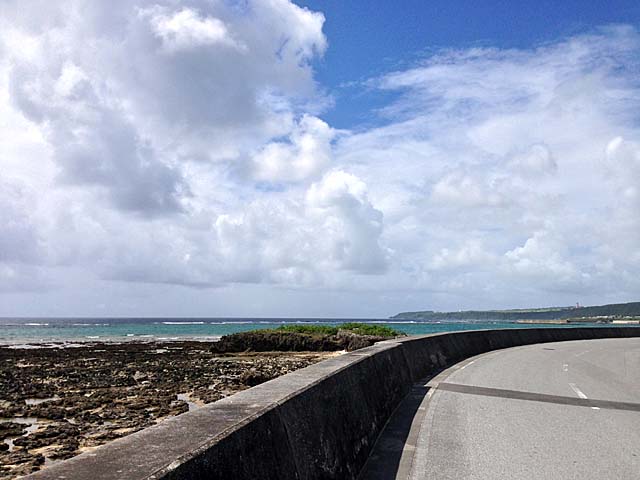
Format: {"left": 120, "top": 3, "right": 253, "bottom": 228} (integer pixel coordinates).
{"left": 0, "top": 317, "right": 621, "bottom": 346}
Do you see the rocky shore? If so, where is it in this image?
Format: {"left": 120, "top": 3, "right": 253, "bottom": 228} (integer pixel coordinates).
{"left": 0, "top": 341, "right": 336, "bottom": 478}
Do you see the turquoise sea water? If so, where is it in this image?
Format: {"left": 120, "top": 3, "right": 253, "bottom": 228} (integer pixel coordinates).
{"left": 0, "top": 317, "right": 629, "bottom": 346}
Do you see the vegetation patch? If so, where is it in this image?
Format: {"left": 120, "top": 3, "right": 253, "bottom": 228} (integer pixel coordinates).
{"left": 275, "top": 325, "right": 339, "bottom": 335}
{"left": 274, "top": 323, "right": 399, "bottom": 338}
{"left": 212, "top": 323, "right": 403, "bottom": 353}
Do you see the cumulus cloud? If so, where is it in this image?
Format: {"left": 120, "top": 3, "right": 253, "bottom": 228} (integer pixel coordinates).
{"left": 431, "top": 172, "right": 506, "bottom": 208}
{"left": 0, "top": 0, "right": 335, "bottom": 293}
{"left": 144, "top": 7, "right": 243, "bottom": 53}
{"left": 333, "top": 25, "right": 640, "bottom": 308}
{"left": 605, "top": 136, "right": 640, "bottom": 203}
{"left": 507, "top": 144, "right": 558, "bottom": 177}
{"left": 504, "top": 231, "right": 582, "bottom": 285}
{"left": 0, "top": 178, "right": 42, "bottom": 264}
{"left": 1, "top": 0, "right": 328, "bottom": 215}
{"left": 200, "top": 170, "right": 388, "bottom": 284}
{"left": 0, "top": 177, "right": 49, "bottom": 293}
{"left": 430, "top": 240, "right": 496, "bottom": 271}
{"left": 1, "top": 3, "right": 640, "bottom": 315}
{"left": 306, "top": 170, "right": 387, "bottom": 273}
{"left": 250, "top": 115, "right": 334, "bottom": 182}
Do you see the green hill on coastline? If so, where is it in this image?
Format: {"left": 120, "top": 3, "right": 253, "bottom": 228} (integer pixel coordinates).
{"left": 391, "top": 301, "right": 640, "bottom": 321}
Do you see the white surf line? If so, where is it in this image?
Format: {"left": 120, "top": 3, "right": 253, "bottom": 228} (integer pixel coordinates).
{"left": 568, "top": 382, "right": 600, "bottom": 410}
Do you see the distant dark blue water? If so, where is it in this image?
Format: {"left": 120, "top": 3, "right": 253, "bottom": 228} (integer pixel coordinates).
{"left": 0, "top": 317, "right": 622, "bottom": 346}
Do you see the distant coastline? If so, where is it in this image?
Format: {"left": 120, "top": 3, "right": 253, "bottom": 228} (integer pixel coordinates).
{"left": 391, "top": 301, "right": 640, "bottom": 323}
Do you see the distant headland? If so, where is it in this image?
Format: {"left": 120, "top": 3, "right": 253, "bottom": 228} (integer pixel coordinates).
{"left": 391, "top": 301, "right": 640, "bottom": 323}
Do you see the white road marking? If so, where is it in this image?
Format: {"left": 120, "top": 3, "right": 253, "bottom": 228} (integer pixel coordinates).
{"left": 568, "top": 382, "right": 587, "bottom": 399}
{"left": 562, "top": 363, "right": 569, "bottom": 372}
{"left": 568, "top": 382, "right": 600, "bottom": 410}
{"left": 459, "top": 360, "right": 475, "bottom": 371}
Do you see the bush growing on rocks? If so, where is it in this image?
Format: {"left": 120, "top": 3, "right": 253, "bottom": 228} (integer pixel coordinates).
{"left": 211, "top": 322, "right": 403, "bottom": 353}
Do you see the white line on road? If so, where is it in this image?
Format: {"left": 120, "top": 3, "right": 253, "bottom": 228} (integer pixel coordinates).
{"left": 459, "top": 360, "right": 475, "bottom": 371}
{"left": 568, "top": 382, "right": 600, "bottom": 410}
{"left": 568, "top": 382, "right": 587, "bottom": 399}
{"left": 562, "top": 363, "right": 569, "bottom": 372}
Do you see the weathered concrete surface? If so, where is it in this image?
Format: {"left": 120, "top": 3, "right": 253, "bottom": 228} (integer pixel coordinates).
{"left": 25, "top": 327, "right": 640, "bottom": 480}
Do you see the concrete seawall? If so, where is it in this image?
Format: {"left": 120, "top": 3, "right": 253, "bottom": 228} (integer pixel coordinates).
{"left": 27, "top": 327, "right": 640, "bottom": 480}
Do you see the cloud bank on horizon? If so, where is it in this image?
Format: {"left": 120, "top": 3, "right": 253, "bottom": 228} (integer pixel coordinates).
{"left": 0, "top": 0, "right": 639, "bottom": 316}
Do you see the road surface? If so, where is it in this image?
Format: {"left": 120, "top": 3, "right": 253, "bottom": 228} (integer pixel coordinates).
{"left": 360, "top": 337, "right": 640, "bottom": 479}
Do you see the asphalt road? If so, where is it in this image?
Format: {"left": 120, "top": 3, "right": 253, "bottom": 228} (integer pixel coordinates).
{"left": 361, "top": 337, "right": 640, "bottom": 480}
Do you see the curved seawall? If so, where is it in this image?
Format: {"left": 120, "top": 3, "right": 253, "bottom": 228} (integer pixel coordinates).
{"left": 27, "top": 327, "right": 640, "bottom": 480}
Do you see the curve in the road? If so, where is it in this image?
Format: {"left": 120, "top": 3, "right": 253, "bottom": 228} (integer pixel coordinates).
{"left": 361, "top": 337, "right": 640, "bottom": 480}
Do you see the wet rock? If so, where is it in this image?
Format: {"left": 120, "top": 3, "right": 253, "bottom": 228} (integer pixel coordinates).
{"left": 0, "top": 341, "right": 333, "bottom": 479}
{"left": 0, "top": 422, "right": 25, "bottom": 439}
{"left": 239, "top": 368, "right": 274, "bottom": 387}
{"left": 1, "top": 448, "right": 34, "bottom": 476}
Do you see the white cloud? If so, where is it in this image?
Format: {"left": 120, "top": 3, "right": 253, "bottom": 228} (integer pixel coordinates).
{"left": 1, "top": 0, "right": 328, "bottom": 215}
{"left": 507, "top": 144, "right": 558, "bottom": 177}
{"left": 250, "top": 115, "right": 334, "bottom": 182}
{"left": 0, "top": 177, "right": 42, "bottom": 264}
{"left": 306, "top": 170, "right": 387, "bottom": 274}
{"left": 503, "top": 231, "right": 582, "bottom": 285}
{"left": 430, "top": 239, "right": 496, "bottom": 271}
{"left": 605, "top": 136, "right": 640, "bottom": 202}
{"left": 144, "top": 7, "right": 243, "bottom": 53}
{"left": 332, "top": 25, "right": 640, "bottom": 308}
{"left": 431, "top": 172, "right": 506, "bottom": 208}
{"left": 1, "top": 5, "right": 640, "bottom": 315}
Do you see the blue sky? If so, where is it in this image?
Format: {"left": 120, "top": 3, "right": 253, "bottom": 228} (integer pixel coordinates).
{"left": 297, "top": 0, "right": 640, "bottom": 127}
{"left": 0, "top": 1, "right": 639, "bottom": 317}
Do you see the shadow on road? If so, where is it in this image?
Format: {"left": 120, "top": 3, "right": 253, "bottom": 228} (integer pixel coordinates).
{"left": 358, "top": 383, "right": 432, "bottom": 480}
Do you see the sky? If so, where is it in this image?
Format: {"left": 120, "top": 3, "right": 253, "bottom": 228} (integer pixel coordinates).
{"left": 0, "top": 1, "right": 639, "bottom": 318}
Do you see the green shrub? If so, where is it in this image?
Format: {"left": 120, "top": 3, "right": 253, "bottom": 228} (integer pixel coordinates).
{"left": 275, "top": 325, "right": 339, "bottom": 335}
{"left": 338, "top": 323, "right": 399, "bottom": 337}
{"left": 250, "top": 322, "right": 400, "bottom": 337}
